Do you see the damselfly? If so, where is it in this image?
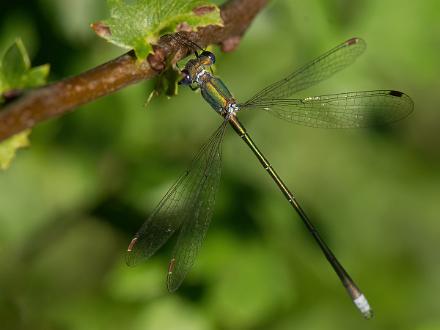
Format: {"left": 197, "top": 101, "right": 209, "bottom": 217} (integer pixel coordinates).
{"left": 127, "top": 34, "right": 413, "bottom": 318}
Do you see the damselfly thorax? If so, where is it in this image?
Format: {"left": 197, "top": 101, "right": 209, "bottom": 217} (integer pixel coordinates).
{"left": 180, "top": 51, "right": 238, "bottom": 117}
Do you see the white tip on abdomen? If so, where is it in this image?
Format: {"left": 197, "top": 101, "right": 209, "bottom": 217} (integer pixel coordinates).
{"left": 354, "top": 294, "right": 373, "bottom": 319}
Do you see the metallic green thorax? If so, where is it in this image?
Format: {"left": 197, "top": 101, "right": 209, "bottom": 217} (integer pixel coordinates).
{"left": 199, "top": 73, "right": 235, "bottom": 114}
{"left": 183, "top": 57, "right": 236, "bottom": 115}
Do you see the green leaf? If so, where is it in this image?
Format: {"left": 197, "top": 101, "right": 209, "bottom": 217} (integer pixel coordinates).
{"left": 92, "top": 0, "right": 222, "bottom": 59}
{"left": 0, "top": 39, "right": 50, "bottom": 91}
{"left": 0, "top": 39, "right": 50, "bottom": 170}
{"left": 0, "top": 130, "right": 31, "bottom": 170}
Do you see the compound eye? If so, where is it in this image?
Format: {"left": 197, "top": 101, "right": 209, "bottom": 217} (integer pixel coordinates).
{"left": 201, "top": 51, "right": 216, "bottom": 64}
{"left": 179, "top": 70, "right": 192, "bottom": 85}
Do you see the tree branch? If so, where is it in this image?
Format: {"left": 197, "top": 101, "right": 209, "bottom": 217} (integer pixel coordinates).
{"left": 0, "top": 0, "right": 268, "bottom": 142}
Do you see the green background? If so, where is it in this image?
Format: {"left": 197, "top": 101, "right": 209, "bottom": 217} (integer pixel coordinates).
{"left": 1, "top": 0, "right": 439, "bottom": 329}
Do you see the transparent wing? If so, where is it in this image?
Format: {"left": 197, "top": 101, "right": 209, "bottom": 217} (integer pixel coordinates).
{"left": 166, "top": 121, "right": 226, "bottom": 292}
{"left": 126, "top": 121, "right": 227, "bottom": 276}
{"left": 240, "top": 90, "right": 413, "bottom": 128}
{"left": 166, "top": 121, "right": 225, "bottom": 291}
{"left": 244, "top": 38, "right": 366, "bottom": 106}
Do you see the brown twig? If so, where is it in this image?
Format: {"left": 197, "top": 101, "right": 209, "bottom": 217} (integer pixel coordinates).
{"left": 0, "top": 0, "right": 268, "bottom": 142}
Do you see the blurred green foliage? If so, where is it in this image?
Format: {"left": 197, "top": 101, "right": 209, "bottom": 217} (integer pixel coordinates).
{"left": 0, "top": 38, "right": 49, "bottom": 91}
{"left": 0, "top": 0, "right": 440, "bottom": 329}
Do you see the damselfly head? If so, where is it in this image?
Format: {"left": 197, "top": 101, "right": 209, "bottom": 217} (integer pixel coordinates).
{"left": 178, "top": 69, "right": 192, "bottom": 85}
{"left": 200, "top": 51, "right": 216, "bottom": 66}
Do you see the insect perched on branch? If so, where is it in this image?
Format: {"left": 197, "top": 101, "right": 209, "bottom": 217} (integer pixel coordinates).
{"left": 127, "top": 33, "right": 413, "bottom": 319}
